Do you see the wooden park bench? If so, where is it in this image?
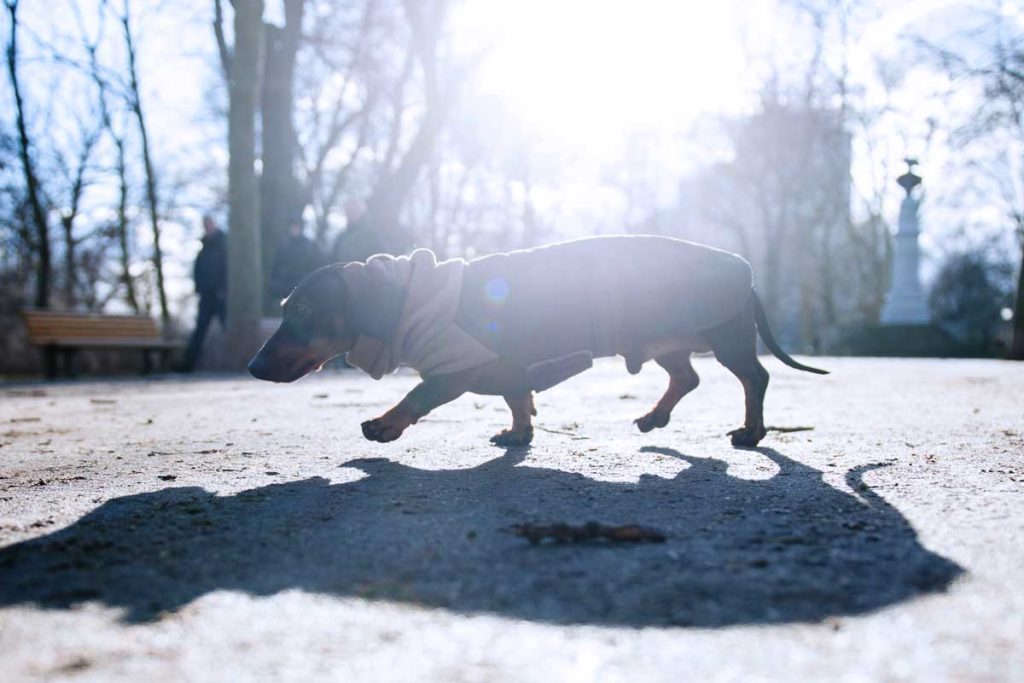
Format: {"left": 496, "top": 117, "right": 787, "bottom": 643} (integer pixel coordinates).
{"left": 21, "top": 308, "right": 181, "bottom": 379}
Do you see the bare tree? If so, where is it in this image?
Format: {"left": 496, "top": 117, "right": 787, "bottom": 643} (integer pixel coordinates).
{"left": 56, "top": 123, "right": 100, "bottom": 308}
{"left": 118, "top": 0, "right": 169, "bottom": 328}
{"left": 85, "top": 15, "right": 140, "bottom": 313}
{"left": 295, "top": 0, "right": 378, "bottom": 248}
{"left": 259, "top": 0, "right": 305, "bottom": 310}
{"left": 841, "top": 56, "right": 904, "bottom": 324}
{"left": 293, "top": 0, "right": 458, "bottom": 255}
{"left": 223, "top": 0, "right": 265, "bottom": 368}
{"left": 914, "top": 5, "right": 1024, "bottom": 358}
{"left": 363, "top": 0, "right": 451, "bottom": 249}
{"left": 4, "top": 0, "right": 51, "bottom": 308}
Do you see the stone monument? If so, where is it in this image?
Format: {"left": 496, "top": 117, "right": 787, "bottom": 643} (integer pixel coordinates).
{"left": 881, "top": 159, "right": 930, "bottom": 325}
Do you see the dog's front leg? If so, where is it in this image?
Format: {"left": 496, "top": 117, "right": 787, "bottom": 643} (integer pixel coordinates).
{"left": 361, "top": 367, "right": 480, "bottom": 443}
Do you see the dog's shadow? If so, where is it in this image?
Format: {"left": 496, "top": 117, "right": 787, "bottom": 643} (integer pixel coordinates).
{"left": 0, "top": 447, "right": 962, "bottom": 626}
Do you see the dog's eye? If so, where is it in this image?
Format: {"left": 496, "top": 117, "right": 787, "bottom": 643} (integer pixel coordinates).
{"left": 292, "top": 304, "right": 311, "bottom": 321}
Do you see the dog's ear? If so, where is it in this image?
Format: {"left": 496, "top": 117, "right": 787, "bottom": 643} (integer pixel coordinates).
{"left": 307, "top": 264, "right": 349, "bottom": 322}
{"left": 342, "top": 261, "right": 404, "bottom": 340}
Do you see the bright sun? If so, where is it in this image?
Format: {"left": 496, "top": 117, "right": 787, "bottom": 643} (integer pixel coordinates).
{"left": 452, "top": 0, "right": 761, "bottom": 160}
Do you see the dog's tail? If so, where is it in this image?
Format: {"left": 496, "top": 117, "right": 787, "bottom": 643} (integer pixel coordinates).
{"left": 751, "top": 291, "right": 829, "bottom": 375}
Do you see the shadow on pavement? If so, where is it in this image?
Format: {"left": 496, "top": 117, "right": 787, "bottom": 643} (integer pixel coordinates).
{"left": 0, "top": 447, "right": 962, "bottom": 626}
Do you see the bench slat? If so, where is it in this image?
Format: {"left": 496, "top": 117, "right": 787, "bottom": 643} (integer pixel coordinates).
{"left": 36, "top": 338, "right": 180, "bottom": 349}
{"left": 27, "top": 327, "right": 158, "bottom": 338}
{"left": 27, "top": 325, "right": 157, "bottom": 335}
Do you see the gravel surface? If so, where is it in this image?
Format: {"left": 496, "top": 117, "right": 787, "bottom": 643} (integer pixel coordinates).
{"left": 0, "top": 357, "right": 1022, "bottom": 681}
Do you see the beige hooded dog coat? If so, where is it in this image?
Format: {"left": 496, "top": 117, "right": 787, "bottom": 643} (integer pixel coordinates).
{"left": 342, "top": 249, "right": 498, "bottom": 379}
{"left": 339, "top": 236, "right": 753, "bottom": 391}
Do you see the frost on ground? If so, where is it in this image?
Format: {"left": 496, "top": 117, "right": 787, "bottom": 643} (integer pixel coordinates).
{"left": 0, "top": 357, "right": 1021, "bottom": 681}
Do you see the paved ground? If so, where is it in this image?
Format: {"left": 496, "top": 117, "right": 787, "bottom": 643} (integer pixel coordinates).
{"left": 0, "top": 356, "right": 1021, "bottom": 681}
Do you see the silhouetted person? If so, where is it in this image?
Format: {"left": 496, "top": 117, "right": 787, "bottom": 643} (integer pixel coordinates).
{"left": 268, "top": 217, "right": 321, "bottom": 302}
{"left": 332, "top": 198, "right": 382, "bottom": 264}
{"left": 331, "top": 198, "right": 416, "bottom": 264}
{"left": 179, "top": 215, "right": 226, "bottom": 372}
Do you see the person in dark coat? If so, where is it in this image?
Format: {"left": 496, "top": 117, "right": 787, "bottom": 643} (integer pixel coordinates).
{"left": 331, "top": 197, "right": 417, "bottom": 265}
{"left": 331, "top": 198, "right": 382, "bottom": 265}
{"left": 268, "top": 217, "right": 321, "bottom": 302}
{"left": 179, "top": 215, "right": 227, "bottom": 371}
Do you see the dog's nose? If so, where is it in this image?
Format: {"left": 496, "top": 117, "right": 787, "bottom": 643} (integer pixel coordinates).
{"left": 247, "top": 354, "right": 271, "bottom": 380}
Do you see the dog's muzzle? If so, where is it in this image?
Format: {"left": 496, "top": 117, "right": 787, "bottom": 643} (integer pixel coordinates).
{"left": 247, "top": 326, "right": 312, "bottom": 383}
{"left": 247, "top": 353, "right": 274, "bottom": 381}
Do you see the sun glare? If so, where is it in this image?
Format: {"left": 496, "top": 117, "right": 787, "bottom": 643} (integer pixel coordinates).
{"left": 453, "top": 1, "right": 757, "bottom": 160}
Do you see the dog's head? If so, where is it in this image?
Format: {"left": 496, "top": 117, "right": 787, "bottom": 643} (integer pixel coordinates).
{"left": 247, "top": 262, "right": 403, "bottom": 383}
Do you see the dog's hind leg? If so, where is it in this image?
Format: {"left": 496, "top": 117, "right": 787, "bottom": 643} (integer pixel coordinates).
{"left": 634, "top": 350, "right": 699, "bottom": 433}
{"left": 705, "top": 301, "right": 769, "bottom": 448}
{"left": 490, "top": 394, "right": 535, "bottom": 447}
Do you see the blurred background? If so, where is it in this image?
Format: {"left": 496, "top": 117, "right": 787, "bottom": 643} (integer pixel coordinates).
{"left": 1, "top": 0, "right": 1022, "bottom": 376}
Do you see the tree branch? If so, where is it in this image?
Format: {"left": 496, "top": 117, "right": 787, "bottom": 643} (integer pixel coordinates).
{"left": 214, "top": 0, "right": 232, "bottom": 78}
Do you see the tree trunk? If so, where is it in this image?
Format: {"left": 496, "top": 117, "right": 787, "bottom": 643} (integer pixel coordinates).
{"left": 5, "top": 0, "right": 50, "bottom": 308}
{"left": 1011, "top": 240, "right": 1024, "bottom": 360}
{"left": 60, "top": 136, "right": 95, "bottom": 310}
{"left": 226, "top": 0, "right": 265, "bottom": 369}
{"left": 134, "top": 112, "right": 168, "bottom": 327}
{"left": 89, "top": 28, "right": 139, "bottom": 315}
{"left": 259, "top": 0, "right": 305, "bottom": 313}
{"left": 121, "top": 3, "right": 169, "bottom": 330}
{"left": 61, "top": 216, "right": 75, "bottom": 307}
{"left": 114, "top": 136, "right": 139, "bottom": 313}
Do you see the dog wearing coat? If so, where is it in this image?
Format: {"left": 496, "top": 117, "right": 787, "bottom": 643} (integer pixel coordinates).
{"left": 248, "top": 235, "right": 827, "bottom": 447}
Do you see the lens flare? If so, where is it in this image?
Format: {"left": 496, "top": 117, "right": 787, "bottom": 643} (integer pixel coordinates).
{"left": 485, "top": 277, "right": 510, "bottom": 303}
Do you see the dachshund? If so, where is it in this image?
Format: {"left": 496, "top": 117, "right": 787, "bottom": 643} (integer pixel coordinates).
{"left": 248, "top": 235, "right": 827, "bottom": 448}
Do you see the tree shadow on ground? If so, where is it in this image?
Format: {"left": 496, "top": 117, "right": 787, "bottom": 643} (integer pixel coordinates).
{"left": 0, "top": 447, "right": 962, "bottom": 627}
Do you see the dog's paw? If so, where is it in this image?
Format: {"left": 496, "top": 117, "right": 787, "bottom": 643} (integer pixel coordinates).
{"left": 634, "top": 411, "right": 670, "bottom": 433}
{"left": 490, "top": 428, "right": 533, "bottom": 448}
{"left": 361, "top": 417, "right": 407, "bottom": 443}
{"left": 728, "top": 426, "right": 767, "bottom": 448}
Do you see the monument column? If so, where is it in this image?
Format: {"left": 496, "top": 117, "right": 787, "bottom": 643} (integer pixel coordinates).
{"left": 881, "top": 159, "right": 930, "bottom": 325}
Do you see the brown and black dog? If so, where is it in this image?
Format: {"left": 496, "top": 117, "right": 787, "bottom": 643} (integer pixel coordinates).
{"left": 248, "top": 235, "right": 827, "bottom": 448}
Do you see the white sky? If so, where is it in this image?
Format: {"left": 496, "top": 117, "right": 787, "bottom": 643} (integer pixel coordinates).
{"left": 449, "top": 0, "right": 1024, "bottom": 258}
{"left": 6, "top": 0, "right": 1022, "bottom": 285}
{"left": 453, "top": 1, "right": 761, "bottom": 156}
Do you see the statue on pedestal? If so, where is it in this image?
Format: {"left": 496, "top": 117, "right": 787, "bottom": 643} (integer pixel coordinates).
{"left": 881, "top": 159, "right": 931, "bottom": 325}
